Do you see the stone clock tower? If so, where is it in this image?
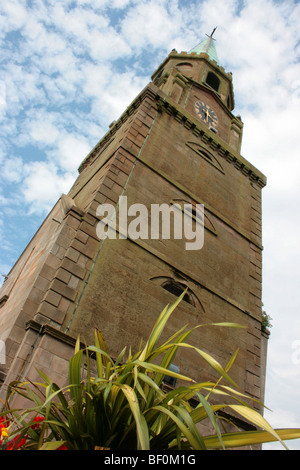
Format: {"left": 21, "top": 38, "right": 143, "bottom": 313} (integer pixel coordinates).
{"left": 0, "top": 33, "right": 267, "bottom": 434}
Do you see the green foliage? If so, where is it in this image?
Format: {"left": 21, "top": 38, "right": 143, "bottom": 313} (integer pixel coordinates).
{"left": 1, "top": 292, "right": 299, "bottom": 450}
{"left": 262, "top": 311, "right": 273, "bottom": 331}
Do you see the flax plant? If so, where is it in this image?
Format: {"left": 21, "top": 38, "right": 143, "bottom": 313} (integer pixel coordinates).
{"left": 1, "top": 291, "right": 300, "bottom": 450}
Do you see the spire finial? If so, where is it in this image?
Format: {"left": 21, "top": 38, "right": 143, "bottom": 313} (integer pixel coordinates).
{"left": 206, "top": 27, "right": 217, "bottom": 40}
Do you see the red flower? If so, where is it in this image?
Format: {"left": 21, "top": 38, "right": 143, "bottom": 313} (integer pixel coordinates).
{"left": 57, "top": 444, "right": 68, "bottom": 450}
{"left": 31, "top": 416, "right": 44, "bottom": 429}
{"left": 6, "top": 435, "right": 27, "bottom": 450}
{"left": 0, "top": 416, "right": 10, "bottom": 448}
{"left": 0, "top": 416, "right": 9, "bottom": 430}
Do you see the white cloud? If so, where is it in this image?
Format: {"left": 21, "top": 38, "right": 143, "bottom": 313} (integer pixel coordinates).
{"left": 121, "top": 0, "right": 182, "bottom": 51}
{"left": 25, "top": 117, "right": 60, "bottom": 147}
{"left": 1, "top": 156, "right": 24, "bottom": 183}
{"left": 52, "top": 135, "right": 91, "bottom": 172}
{"left": 22, "top": 161, "right": 75, "bottom": 214}
{"left": 88, "top": 29, "right": 131, "bottom": 61}
{"left": 0, "top": 81, "right": 6, "bottom": 119}
{"left": 0, "top": 0, "right": 28, "bottom": 31}
{"left": 2, "top": 63, "right": 46, "bottom": 118}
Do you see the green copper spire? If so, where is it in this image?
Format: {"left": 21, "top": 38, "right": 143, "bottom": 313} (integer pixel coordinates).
{"left": 188, "top": 27, "right": 219, "bottom": 64}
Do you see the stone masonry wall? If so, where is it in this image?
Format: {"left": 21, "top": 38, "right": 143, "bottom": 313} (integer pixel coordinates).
{"left": 0, "top": 80, "right": 266, "bottom": 430}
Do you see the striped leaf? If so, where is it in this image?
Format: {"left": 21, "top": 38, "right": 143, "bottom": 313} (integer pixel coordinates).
{"left": 203, "top": 428, "right": 300, "bottom": 449}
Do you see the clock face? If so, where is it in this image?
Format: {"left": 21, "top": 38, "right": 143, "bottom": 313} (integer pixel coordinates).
{"left": 194, "top": 101, "right": 218, "bottom": 127}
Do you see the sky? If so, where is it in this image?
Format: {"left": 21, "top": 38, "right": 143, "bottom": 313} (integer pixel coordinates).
{"left": 0, "top": 0, "right": 300, "bottom": 450}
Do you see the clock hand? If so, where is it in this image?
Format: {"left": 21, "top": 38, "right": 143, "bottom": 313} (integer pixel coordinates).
{"left": 207, "top": 110, "right": 215, "bottom": 123}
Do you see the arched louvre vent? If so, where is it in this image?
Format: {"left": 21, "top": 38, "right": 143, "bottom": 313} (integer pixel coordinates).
{"left": 162, "top": 280, "right": 194, "bottom": 306}
{"left": 176, "top": 62, "right": 193, "bottom": 76}
{"left": 150, "top": 276, "right": 205, "bottom": 312}
{"left": 186, "top": 141, "right": 225, "bottom": 174}
{"left": 170, "top": 199, "right": 217, "bottom": 235}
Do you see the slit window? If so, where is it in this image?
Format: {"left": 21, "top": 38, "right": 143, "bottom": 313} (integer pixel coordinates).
{"left": 0, "top": 295, "right": 8, "bottom": 309}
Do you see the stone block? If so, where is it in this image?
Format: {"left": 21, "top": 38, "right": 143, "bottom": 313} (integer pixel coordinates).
{"left": 43, "top": 290, "right": 61, "bottom": 307}
{"left": 71, "top": 238, "right": 98, "bottom": 260}
{"left": 50, "top": 354, "right": 69, "bottom": 376}
{"left": 61, "top": 258, "right": 86, "bottom": 280}
{"left": 44, "top": 253, "right": 61, "bottom": 270}
{"left": 39, "top": 264, "right": 56, "bottom": 281}
{"left": 67, "top": 275, "right": 80, "bottom": 290}
{"left": 21, "top": 298, "right": 40, "bottom": 316}
{"left": 37, "top": 302, "right": 66, "bottom": 324}
{"left": 65, "top": 247, "right": 81, "bottom": 263}
{"left": 55, "top": 268, "right": 72, "bottom": 285}
{"left": 28, "top": 287, "right": 45, "bottom": 304}
{"left": 49, "top": 279, "right": 77, "bottom": 302}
